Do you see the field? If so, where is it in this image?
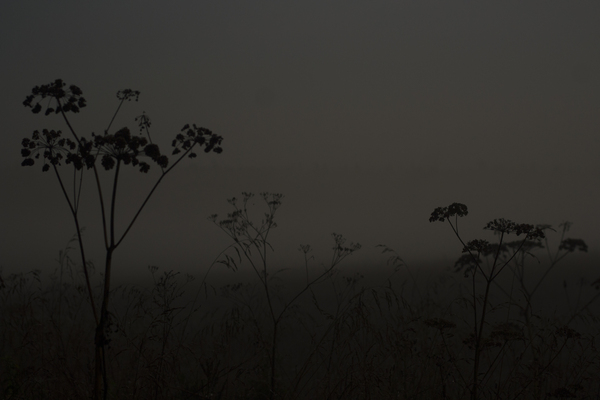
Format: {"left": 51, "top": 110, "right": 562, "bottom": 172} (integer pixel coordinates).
{"left": 10, "top": 78, "right": 599, "bottom": 400}
{"left": 2, "top": 213, "right": 598, "bottom": 400}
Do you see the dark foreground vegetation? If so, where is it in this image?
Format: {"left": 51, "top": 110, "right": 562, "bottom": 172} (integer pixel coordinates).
{"left": 1, "top": 194, "right": 598, "bottom": 400}
{"left": 7, "top": 80, "right": 598, "bottom": 399}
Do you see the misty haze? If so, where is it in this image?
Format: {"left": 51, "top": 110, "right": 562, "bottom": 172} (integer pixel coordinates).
{"left": 1, "top": 2, "right": 599, "bottom": 399}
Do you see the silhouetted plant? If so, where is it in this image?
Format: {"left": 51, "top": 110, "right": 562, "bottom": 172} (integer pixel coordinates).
{"left": 2, "top": 197, "right": 599, "bottom": 398}
{"left": 209, "top": 192, "right": 361, "bottom": 400}
{"left": 451, "top": 218, "right": 591, "bottom": 398}
{"left": 430, "top": 203, "right": 547, "bottom": 400}
{"left": 20, "top": 79, "right": 223, "bottom": 400}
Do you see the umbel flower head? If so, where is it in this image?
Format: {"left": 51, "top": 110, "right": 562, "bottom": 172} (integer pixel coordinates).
{"left": 91, "top": 127, "right": 165, "bottom": 172}
{"left": 23, "top": 78, "right": 86, "bottom": 115}
{"left": 429, "top": 202, "right": 468, "bottom": 222}
{"left": 483, "top": 218, "right": 545, "bottom": 240}
{"left": 559, "top": 238, "right": 588, "bottom": 253}
{"left": 20, "top": 129, "right": 80, "bottom": 171}
{"left": 171, "top": 123, "right": 223, "bottom": 158}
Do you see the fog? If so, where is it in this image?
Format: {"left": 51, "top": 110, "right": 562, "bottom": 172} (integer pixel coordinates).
{"left": 1, "top": 1, "right": 598, "bottom": 285}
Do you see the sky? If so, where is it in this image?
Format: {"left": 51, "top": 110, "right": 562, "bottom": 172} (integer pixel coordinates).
{"left": 1, "top": 1, "right": 599, "bottom": 284}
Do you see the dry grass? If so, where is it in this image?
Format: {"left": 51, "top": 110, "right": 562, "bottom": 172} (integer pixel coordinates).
{"left": 2, "top": 252, "right": 600, "bottom": 400}
{"left": 3, "top": 195, "right": 598, "bottom": 400}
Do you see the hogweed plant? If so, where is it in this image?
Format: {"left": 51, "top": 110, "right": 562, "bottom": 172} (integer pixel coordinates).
{"left": 430, "top": 203, "right": 546, "bottom": 400}
{"left": 19, "top": 79, "right": 223, "bottom": 400}
{"left": 209, "top": 192, "right": 361, "bottom": 400}
{"left": 429, "top": 203, "right": 590, "bottom": 400}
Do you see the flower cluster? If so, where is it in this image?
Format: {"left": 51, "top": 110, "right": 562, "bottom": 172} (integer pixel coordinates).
{"left": 172, "top": 124, "right": 223, "bottom": 158}
{"left": 136, "top": 112, "right": 152, "bottom": 136}
{"left": 505, "top": 239, "right": 545, "bottom": 254}
{"left": 261, "top": 192, "right": 283, "bottom": 210}
{"left": 21, "top": 128, "right": 169, "bottom": 172}
{"left": 21, "top": 129, "right": 81, "bottom": 171}
{"left": 215, "top": 209, "right": 249, "bottom": 237}
{"left": 559, "top": 238, "right": 588, "bottom": 253}
{"left": 462, "top": 239, "right": 491, "bottom": 254}
{"left": 20, "top": 126, "right": 173, "bottom": 173}
{"left": 453, "top": 241, "right": 516, "bottom": 275}
{"left": 483, "top": 218, "right": 545, "bottom": 239}
{"left": 116, "top": 89, "right": 140, "bottom": 102}
{"left": 332, "top": 232, "right": 362, "bottom": 254}
{"left": 91, "top": 127, "right": 168, "bottom": 172}
{"left": 429, "top": 203, "right": 468, "bottom": 222}
{"left": 23, "top": 78, "right": 86, "bottom": 115}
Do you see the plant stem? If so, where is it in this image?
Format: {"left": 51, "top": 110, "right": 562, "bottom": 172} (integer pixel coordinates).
{"left": 52, "top": 164, "right": 99, "bottom": 325}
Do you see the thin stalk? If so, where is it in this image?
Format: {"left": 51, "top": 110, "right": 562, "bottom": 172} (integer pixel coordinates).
{"left": 109, "top": 160, "right": 121, "bottom": 247}
{"left": 52, "top": 164, "right": 98, "bottom": 324}
{"left": 95, "top": 159, "right": 121, "bottom": 400}
{"left": 115, "top": 145, "right": 196, "bottom": 248}
{"left": 59, "top": 106, "right": 109, "bottom": 248}
{"left": 95, "top": 248, "right": 114, "bottom": 400}
{"left": 105, "top": 98, "right": 127, "bottom": 134}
